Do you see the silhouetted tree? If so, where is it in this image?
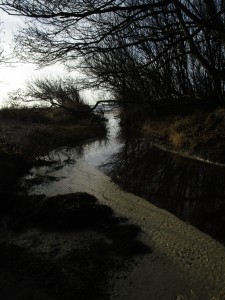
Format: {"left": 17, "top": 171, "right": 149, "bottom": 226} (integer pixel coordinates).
{"left": 26, "top": 76, "right": 86, "bottom": 110}
{"left": 1, "top": 0, "right": 225, "bottom": 105}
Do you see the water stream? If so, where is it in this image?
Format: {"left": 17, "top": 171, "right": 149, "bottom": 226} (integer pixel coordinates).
{"left": 24, "top": 110, "right": 225, "bottom": 245}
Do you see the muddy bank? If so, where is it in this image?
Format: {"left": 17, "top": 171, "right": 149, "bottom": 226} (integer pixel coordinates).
{"left": 0, "top": 107, "right": 134, "bottom": 299}
{"left": 0, "top": 106, "right": 107, "bottom": 217}
{"left": 24, "top": 156, "right": 225, "bottom": 300}
{"left": 0, "top": 192, "right": 150, "bottom": 300}
{"left": 0, "top": 152, "right": 30, "bottom": 220}
{"left": 0, "top": 107, "right": 106, "bottom": 161}
{"left": 2, "top": 107, "right": 225, "bottom": 299}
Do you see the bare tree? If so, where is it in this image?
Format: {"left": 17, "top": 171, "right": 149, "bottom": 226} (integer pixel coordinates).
{"left": 0, "top": 18, "right": 9, "bottom": 65}
{"left": 26, "top": 76, "right": 87, "bottom": 111}
{"left": 1, "top": 0, "right": 225, "bottom": 105}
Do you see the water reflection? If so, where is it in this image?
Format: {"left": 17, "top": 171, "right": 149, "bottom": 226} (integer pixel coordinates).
{"left": 83, "top": 112, "right": 121, "bottom": 166}
{"left": 24, "top": 110, "right": 225, "bottom": 244}
{"left": 105, "top": 139, "right": 225, "bottom": 243}
{"left": 24, "top": 112, "right": 121, "bottom": 192}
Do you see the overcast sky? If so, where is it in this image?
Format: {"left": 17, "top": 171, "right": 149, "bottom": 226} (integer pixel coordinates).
{"left": 0, "top": 10, "right": 99, "bottom": 107}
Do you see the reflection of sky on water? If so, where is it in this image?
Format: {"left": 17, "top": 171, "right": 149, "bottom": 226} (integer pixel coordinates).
{"left": 84, "top": 113, "right": 122, "bottom": 167}
{"left": 26, "top": 111, "right": 122, "bottom": 184}
{"left": 24, "top": 109, "right": 225, "bottom": 244}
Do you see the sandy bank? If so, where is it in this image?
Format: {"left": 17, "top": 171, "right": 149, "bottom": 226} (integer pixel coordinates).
{"left": 31, "top": 159, "right": 225, "bottom": 300}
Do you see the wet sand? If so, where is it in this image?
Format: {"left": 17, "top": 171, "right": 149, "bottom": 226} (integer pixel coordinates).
{"left": 30, "top": 158, "right": 225, "bottom": 299}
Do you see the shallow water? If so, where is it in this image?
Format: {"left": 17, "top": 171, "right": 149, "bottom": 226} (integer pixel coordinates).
{"left": 107, "top": 140, "right": 225, "bottom": 243}
{"left": 19, "top": 110, "right": 225, "bottom": 299}
{"left": 25, "top": 110, "right": 225, "bottom": 244}
{"left": 25, "top": 111, "right": 122, "bottom": 194}
{"left": 83, "top": 112, "right": 121, "bottom": 166}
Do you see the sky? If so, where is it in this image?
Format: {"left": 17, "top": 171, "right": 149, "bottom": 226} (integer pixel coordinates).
{"left": 0, "top": 10, "right": 99, "bottom": 107}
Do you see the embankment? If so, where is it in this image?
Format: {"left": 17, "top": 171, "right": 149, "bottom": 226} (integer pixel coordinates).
{"left": 143, "top": 107, "right": 225, "bottom": 164}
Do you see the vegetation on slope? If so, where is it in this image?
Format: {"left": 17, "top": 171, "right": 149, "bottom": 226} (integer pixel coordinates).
{"left": 143, "top": 107, "right": 225, "bottom": 163}
{"left": 0, "top": 104, "right": 106, "bottom": 160}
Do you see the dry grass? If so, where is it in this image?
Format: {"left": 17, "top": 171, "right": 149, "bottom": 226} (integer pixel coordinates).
{"left": 143, "top": 119, "right": 170, "bottom": 139}
{"left": 168, "top": 131, "right": 190, "bottom": 148}
{"left": 212, "top": 288, "right": 225, "bottom": 300}
{"left": 143, "top": 108, "right": 225, "bottom": 161}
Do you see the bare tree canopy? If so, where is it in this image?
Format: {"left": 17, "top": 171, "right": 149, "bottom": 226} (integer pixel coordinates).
{"left": 25, "top": 76, "right": 88, "bottom": 110}
{"left": 1, "top": 1, "right": 225, "bottom": 105}
{"left": 0, "top": 20, "right": 8, "bottom": 64}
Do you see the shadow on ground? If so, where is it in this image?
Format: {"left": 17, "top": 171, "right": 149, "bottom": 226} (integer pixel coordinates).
{"left": 0, "top": 192, "right": 151, "bottom": 300}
